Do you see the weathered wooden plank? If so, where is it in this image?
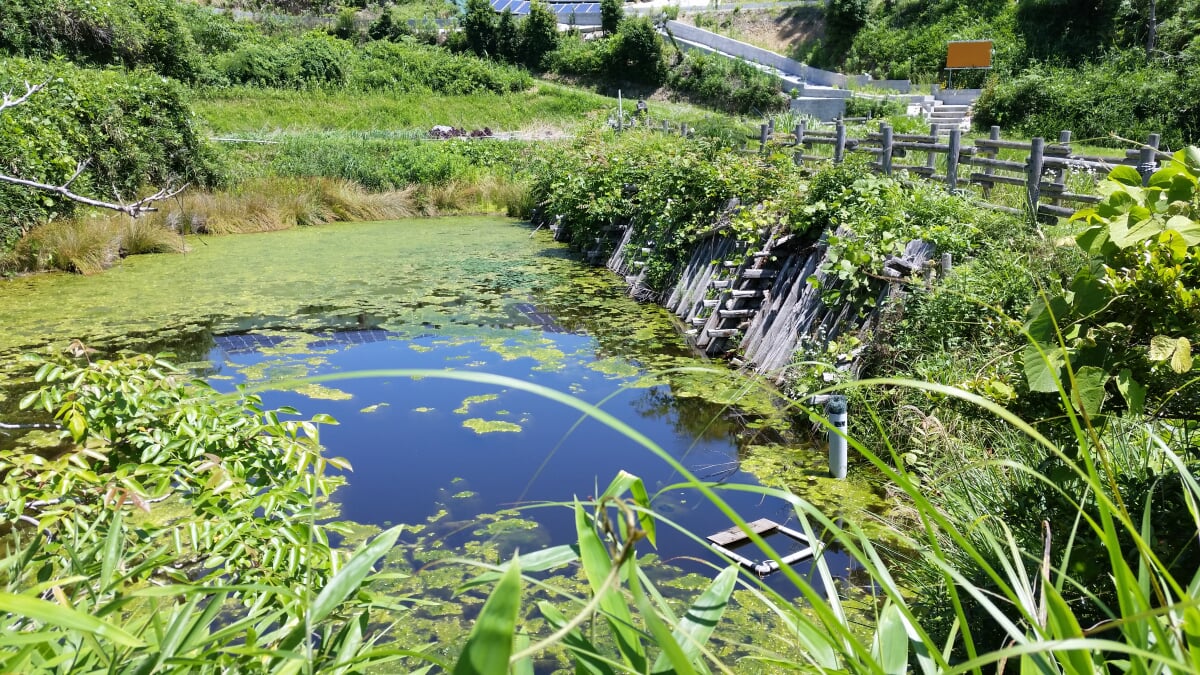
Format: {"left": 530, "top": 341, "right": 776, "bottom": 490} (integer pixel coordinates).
{"left": 706, "top": 328, "right": 741, "bottom": 338}
{"left": 968, "top": 172, "right": 1026, "bottom": 187}
{"left": 892, "top": 164, "right": 935, "bottom": 175}
{"left": 964, "top": 156, "right": 1026, "bottom": 171}
{"left": 741, "top": 269, "right": 777, "bottom": 279}
{"left": 1037, "top": 203, "right": 1075, "bottom": 218}
{"left": 974, "top": 138, "right": 1037, "bottom": 151}
{"left": 719, "top": 309, "right": 755, "bottom": 318}
{"left": 730, "top": 289, "right": 764, "bottom": 298}
{"left": 708, "top": 518, "right": 782, "bottom": 546}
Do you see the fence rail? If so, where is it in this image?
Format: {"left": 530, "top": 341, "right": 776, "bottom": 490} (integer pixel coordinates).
{"left": 760, "top": 120, "right": 1162, "bottom": 219}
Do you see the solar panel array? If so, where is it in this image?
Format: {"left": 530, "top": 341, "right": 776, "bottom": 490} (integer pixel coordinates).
{"left": 490, "top": 0, "right": 601, "bottom": 15}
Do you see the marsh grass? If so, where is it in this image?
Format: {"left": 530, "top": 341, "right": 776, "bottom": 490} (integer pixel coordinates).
{"left": 2, "top": 175, "right": 514, "bottom": 275}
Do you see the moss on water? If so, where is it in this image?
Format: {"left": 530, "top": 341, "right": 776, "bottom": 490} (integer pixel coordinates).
{"left": 454, "top": 393, "right": 500, "bottom": 415}
{"left": 462, "top": 418, "right": 522, "bottom": 434}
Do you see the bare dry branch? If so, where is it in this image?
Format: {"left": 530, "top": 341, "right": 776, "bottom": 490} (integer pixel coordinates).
{"left": 0, "top": 80, "right": 189, "bottom": 216}
{"left": 0, "top": 81, "right": 45, "bottom": 115}
{"left": 0, "top": 172, "right": 189, "bottom": 217}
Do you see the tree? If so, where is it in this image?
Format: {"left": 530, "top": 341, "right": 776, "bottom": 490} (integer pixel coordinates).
{"left": 463, "top": 0, "right": 498, "bottom": 57}
{"left": 824, "top": 0, "right": 868, "bottom": 58}
{"left": 521, "top": 0, "right": 560, "bottom": 69}
{"left": 0, "top": 82, "right": 186, "bottom": 220}
{"left": 497, "top": 9, "right": 521, "bottom": 63}
{"left": 608, "top": 17, "right": 665, "bottom": 84}
{"left": 601, "top": 0, "right": 624, "bottom": 36}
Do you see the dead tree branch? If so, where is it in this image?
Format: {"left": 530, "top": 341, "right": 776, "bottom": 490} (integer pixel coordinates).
{"left": 0, "top": 81, "right": 45, "bottom": 115}
{"left": 0, "top": 80, "right": 188, "bottom": 217}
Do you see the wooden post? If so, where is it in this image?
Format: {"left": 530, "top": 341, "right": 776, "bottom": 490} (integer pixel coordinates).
{"left": 759, "top": 123, "right": 769, "bottom": 153}
{"left": 981, "top": 125, "right": 1000, "bottom": 199}
{"left": 1049, "top": 130, "right": 1072, "bottom": 207}
{"left": 767, "top": 118, "right": 775, "bottom": 135}
{"left": 880, "top": 123, "right": 893, "bottom": 175}
{"left": 1138, "top": 133, "right": 1161, "bottom": 186}
{"left": 925, "top": 123, "right": 939, "bottom": 174}
{"left": 946, "top": 127, "right": 961, "bottom": 192}
{"left": 663, "top": 120, "right": 670, "bottom": 134}
{"left": 681, "top": 123, "right": 689, "bottom": 137}
{"left": 793, "top": 121, "right": 806, "bottom": 165}
{"left": 1027, "top": 136, "right": 1045, "bottom": 220}
{"left": 834, "top": 121, "right": 847, "bottom": 163}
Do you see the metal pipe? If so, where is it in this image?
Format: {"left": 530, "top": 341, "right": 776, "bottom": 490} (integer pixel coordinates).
{"left": 826, "top": 395, "right": 848, "bottom": 479}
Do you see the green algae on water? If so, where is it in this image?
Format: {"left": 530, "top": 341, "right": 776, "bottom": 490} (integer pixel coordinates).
{"left": 462, "top": 418, "right": 522, "bottom": 434}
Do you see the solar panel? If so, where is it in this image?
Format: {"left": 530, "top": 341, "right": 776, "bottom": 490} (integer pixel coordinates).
{"left": 513, "top": 1, "right": 529, "bottom": 12}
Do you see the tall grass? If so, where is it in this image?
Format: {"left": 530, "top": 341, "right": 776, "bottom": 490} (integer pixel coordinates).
{"left": 1, "top": 175, "right": 529, "bottom": 275}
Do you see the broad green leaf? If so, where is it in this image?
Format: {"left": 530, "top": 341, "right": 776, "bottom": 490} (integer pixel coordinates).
{"left": 459, "top": 545, "right": 579, "bottom": 591}
{"left": 650, "top": 566, "right": 738, "bottom": 674}
{"left": 1043, "top": 585, "right": 1092, "bottom": 675}
{"left": 538, "top": 601, "right": 616, "bottom": 675}
{"left": 1070, "top": 366, "right": 1108, "bottom": 417}
{"left": 601, "top": 471, "right": 656, "bottom": 547}
{"left": 629, "top": 559, "right": 696, "bottom": 675}
{"left": 0, "top": 591, "right": 145, "bottom": 648}
{"left": 1113, "top": 215, "right": 1165, "bottom": 248}
{"left": 309, "top": 524, "right": 403, "bottom": 625}
{"left": 1183, "top": 146, "right": 1200, "bottom": 171}
{"left": 100, "top": 509, "right": 124, "bottom": 593}
{"left": 870, "top": 602, "right": 909, "bottom": 675}
{"left": 1107, "top": 165, "right": 1143, "bottom": 186}
{"left": 1024, "top": 295, "right": 1072, "bottom": 343}
{"left": 1165, "top": 215, "right": 1200, "bottom": 246}
{"left": 453, "top": 552, "right": 522, "bottom": 675}
{"left": 1074, "top": 224, "right": 1110, "bottom": 256}
{"left": 1149, "top": 336, "right": 1193, "bottom": 373}
{"left": 1022, "top": 344, "right": 1066, "bottom": 393}
{"left": 1069, "top": 273, "right": 1110, "bottom": 316}
{"left": 1115, "top": 369, "right": 1146, "bottom": 415}
{"left": 574, "top": 501, "right": 645, "bottom": 671}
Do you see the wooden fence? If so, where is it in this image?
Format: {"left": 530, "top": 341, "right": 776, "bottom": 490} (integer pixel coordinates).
{"left": 760, "top": 121, "right": 1163, "bottom": 219}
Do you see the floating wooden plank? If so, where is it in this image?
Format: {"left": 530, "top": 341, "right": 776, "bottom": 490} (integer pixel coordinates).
{"left": 706, "top": 518, "right": 778, "bottom": 546}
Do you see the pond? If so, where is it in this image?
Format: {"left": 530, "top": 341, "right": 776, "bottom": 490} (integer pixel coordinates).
{"left": 0, "top": 217, "right": 889, "bottom": 594}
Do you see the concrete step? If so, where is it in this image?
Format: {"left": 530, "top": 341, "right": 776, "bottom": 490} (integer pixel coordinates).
{"left": 933, "top": 104, "right": 971, "bottom": 112}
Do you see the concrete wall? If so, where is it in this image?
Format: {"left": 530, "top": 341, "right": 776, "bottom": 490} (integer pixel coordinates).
{"left": 665, "top": 20, "right": 847, "bottom": 88}
{"left": 790, "top": 96, "right": 846, "bottom": 122}
{"left": 930, "top": 86, "right": 983, "bottom": 106}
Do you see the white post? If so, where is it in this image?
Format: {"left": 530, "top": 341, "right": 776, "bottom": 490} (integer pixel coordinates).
{"left": 617, "top": 89, "right": 623, "bottom": 132}
{"left": 826, "top": 395, "right": 848, "bottom": 479}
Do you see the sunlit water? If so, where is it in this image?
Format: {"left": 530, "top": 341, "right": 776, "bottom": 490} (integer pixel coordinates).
{"left": 0, "top": 217, "right": 883, "bottom": 591}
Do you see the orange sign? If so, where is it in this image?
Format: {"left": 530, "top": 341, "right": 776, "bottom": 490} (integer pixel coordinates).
{"left": 946, "top": 40, "right": 993, "bottom": 69}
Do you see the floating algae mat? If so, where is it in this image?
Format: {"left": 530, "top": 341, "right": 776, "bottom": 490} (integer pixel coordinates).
{"left": 0, "top": 217, "right": 887, "bottom": 585}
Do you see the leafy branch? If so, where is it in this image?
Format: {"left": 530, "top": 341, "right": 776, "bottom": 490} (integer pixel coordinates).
{"left": 0, "top": 81, "right": 188, "bottom": 217}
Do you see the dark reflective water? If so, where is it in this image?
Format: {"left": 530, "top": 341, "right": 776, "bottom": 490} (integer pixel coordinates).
{"left": 0, "top": 217, "right": 876, "bottom": 591}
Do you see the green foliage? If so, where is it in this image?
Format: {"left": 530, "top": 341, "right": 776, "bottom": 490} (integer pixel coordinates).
{"left": 665, "top": 52, "right": 785, "bottom": 115}
{"left": 1022, "top": 149, "right": 1200, "bottom": 417}
{"left": 973, "top": 57, "right": 1198, "bottom": 148}
{"left": 520, "top": 0, "right": 560, "bottom": 69}
{"left": 609, "top": 18, "right": 666, "bottom": 85}
{"left": 496, "top": 10, "right": 521, "bottom": 63}
{"left": 844, "top": 95, "right": 905, "bottom": 119}
{"left": 601, "top": 0, "right": 624, "bottom": 35}
{"left": 463, "top": 0, "right": 498, "bottom": 57}
{"left": 0, "top": 0, "right": 202, "bottom": 81}
{"left": 528, "top": 130, "right": 802, "bottom": 290}
{"left": 824, "top": 0, "right": 869, "bottom": 57}
{"left": 1, "top": 353, "right": 409, "bottom": 672}
{"left": 0, "top": 59, "right": 223, "bottom": 249}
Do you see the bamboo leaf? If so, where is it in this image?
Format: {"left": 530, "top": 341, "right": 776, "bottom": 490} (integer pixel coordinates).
{"left": 309, "top": 524, "right": 403, "bottom": 625}
{"left": 651, "top": 566, "right": 737, "bottom": 674}
{"left": 600, "top": 471, "right": 656, "bottom": 547}
{"left": 870, "top": 601, "right": 909, "bottom": 675}
{"left": 574, "top": 501, "right": 645, "bottom": 671}
{"left": 630, "top": 558, "right": 696, "bottom": 675}
{"left": 452, "top": 552, "right": 522, "bottom": 675}
{"left": 458, "top": 544, "right": 579, "bottom": 591}
{"left": 538, "top": 601, "right": 617, "bottom": 675}
{"left": 0, "top": 591, "right": 145, "bottom": 648}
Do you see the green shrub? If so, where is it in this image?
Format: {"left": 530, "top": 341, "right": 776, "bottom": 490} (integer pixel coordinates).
{"left": 608, "top": 17, "right": 666, "bottom": 85}
{"left": 0, "top": 59, "right": 223, "bottom": 249}
{"left": 351, "top": 40, "right": 533, "bottom": 93}
{"left": 972, "top": 58, "right": 1194, "bottom": 147}
{"left": 0, "top": 0, "right": 202, "bottom": 81}
{"left": 844, "top": 96, "right": 904, "bottom": 119}
{"left": 521, "top": 0, "right": 560, "bottom": 69}
{"left": 665, "top": 52, "right": 785, "bottom": 114}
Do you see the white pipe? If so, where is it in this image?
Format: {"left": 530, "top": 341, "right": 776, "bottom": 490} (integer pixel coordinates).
{"left": 826, "top": 395, "right": 848, "bottom": 479}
